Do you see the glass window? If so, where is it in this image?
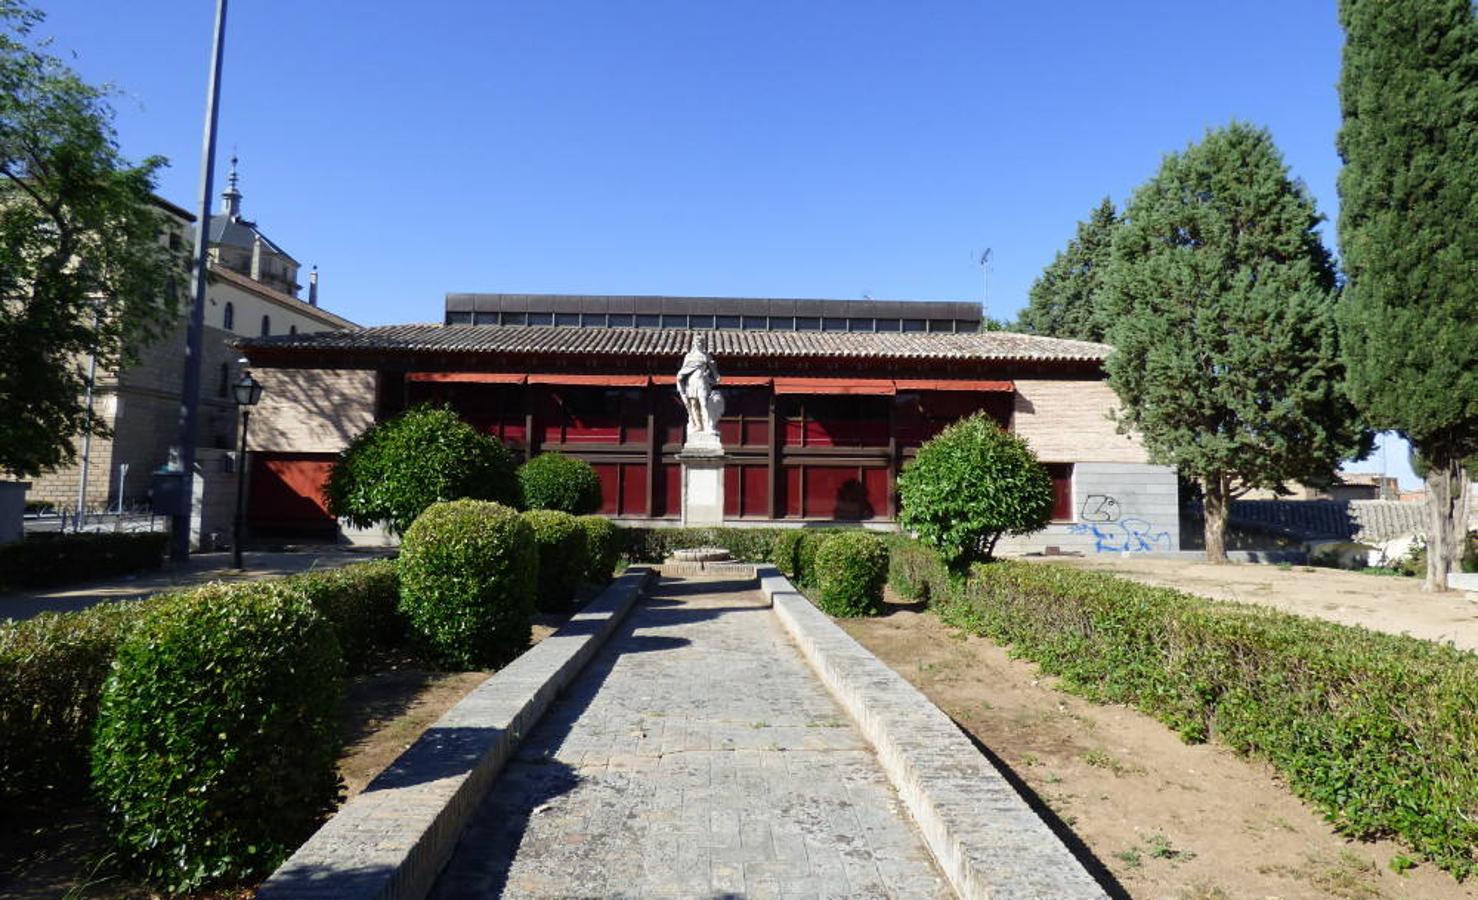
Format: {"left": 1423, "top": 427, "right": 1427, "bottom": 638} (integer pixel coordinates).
{"left": 715, "top": 315, "right": 741, "bottom": 330}
{"left": 902, "top": 318, "right": 926, "bottom": 332}
{"left": 580, "top": 313, "right": 607, "bottom": 327}
{"left": 501, "top": 311, "right": 527, "bottom": 326}
{"left": 875, "top": 318, "right": 901, "bottom": 332}
{"left": 847, "top": 318, "right": 873, "bottom": 332}
{"left": 608, "top": 313, "right": 634, "bottom": 327}
{"left": 217, "top": 362, "right": 229, "bottom": 398}
{"left": 928, "top": 319, "right": 955, "bottom": 332}
{"left": 742, "top": 316, "right": 767, "bottom": 330}
{"left": 795, "top": 316, "right": 820, "bottom": 331}
{"left": 223, "top": 301, "right": 234, "bottom": 331}
{"left": 822, "top": 317, "right": 847, "bottom": 332}
{"left": 661, "top": 314, "right": 687, "bottom": 328}
{"left": 260, "top": 314, "right": 270, "bottom": 336}
{"left": 635, "top": 314, "right": 661, "bottom": 328}
{"left": 289, "top": 324, "right": 297, "bottom": 335}
{"left": 446, "top": 310, "right": 473, "bottom": 325}
{"left": 555, "top": 313, "right": 580, "bottom": 327}
{"left": 689, "top": 314, "right": 715, "bottom": 330}
{"left": 769, "top": 316, "right": 794, "bottom": 331}
{"left": 527, "top": 311, "right": 554, "bottom": 325}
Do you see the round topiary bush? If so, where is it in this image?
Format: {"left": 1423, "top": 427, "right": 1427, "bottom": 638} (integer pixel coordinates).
{"left": 521, "top": 509, "right": 588, "bottom": 611}
{"left": 770, "top": 530, "right": 805, "bottom": 579}
{"left": 518, "top": 453, "right": 603, "bottom": 515}
{"left": 896, "top": 412, "right": 1054, "bottom": 571}
{"left": 90, "top": 582, "right": 344, "bottom": 893}
{"left": 576, "top": 515, "right": 619, "bottom": 584}
{"left": 813, "top": 531, "right": 889, "bottom": 617}
{"left": 326, "top": 404, "right": 522, "bottom": 535}
{"left": 398, "top": 500, "right": 537, "bottom": 668}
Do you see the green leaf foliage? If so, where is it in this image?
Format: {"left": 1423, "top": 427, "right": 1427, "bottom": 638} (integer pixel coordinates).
{"left": 769, "top": 530, "right": 807, "bottom": 579}
{"left": 398, "top": 500, "right": 536, "bottom": 669}
{"left": 812, "top": 532, "right": 889, "bottom": 617}
{"left": 0, "top": 531, "right": 165, "bottom": 590}
{"left": 891, "top": 543, "right": 1478, "bottom": 879}
{"left": 285, "top": 560, "right": 403, "bottom": 674}
{"left": 326, "top": 404, "right": 521, "bottom": 535}
{"left": 618, "top": 526, "right": 814, "bottom": 567}
{"left": 90, "top": 583, "right": 344, "bottom": 892}
{"left": 575, "top": 515, "right": 619, "bottom": 584}
{"left": 1102, "top": 123, "right": 1370, "bottom": 530}
{"left": 0, "top": 3, "right": 189, "bottom": 478}
{"left": 1016, "top": 197, "right": 1119, "bottom": 342}
{"left": 1336, "top": 0, "right": 1477, "bottom": 461}
{"left": 521, "top": 509, "right": 588, "bottom": 612}
{"left": 518, "top": 452, "right": 603, "bottom": 515}
{"left": 896, "top": 413, "right": 1053, "bottom": 569}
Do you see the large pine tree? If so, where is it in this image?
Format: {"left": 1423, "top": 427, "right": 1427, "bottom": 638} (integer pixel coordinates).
{"left": 1016, "top": 197, "right": 1118, "bottom": 342}
{"left": 1103, "top": 123, "right": 1370, "bottom": 562}
{"left": 1337, "top": 0, "right": 1477, "bottom": 591}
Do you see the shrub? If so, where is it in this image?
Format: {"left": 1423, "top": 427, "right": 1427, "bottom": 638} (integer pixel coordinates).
{"left": 885, "top": 536, "right": 949, "bottom": 603}
{"left": 0, "top": 598, "right": 163, "bottom": 805}
{"left": 0, "top": 531, "right": 166, "bottom": 591}
{"left": 326, "top": 404, "right": 521, "bottom": 535}
{"left": 285, "top": 560, "right": 403, "bottom": 673}
{"left": 812, "top": 532, "right": 888, "bottom": 617}
{"left": 923, "top": 548, "right": 1478, "bottom": 879}
{"left": 770, "top": 530, "right": 806, "bottom": 578}
{"left": 896, "top": 412, "right": 1053, "bottom": 569}
{"left": 619, "top": 526, "right": 787, "bottom": 564}
{"left": 518, "top": 453, "right": 603, "bottom": 515}
{"left": 91, "top": 583, "right": 344, "bottom": 892}
{"left": 576, "top": 515, "right": 619, "bottom": 584}
{"left": 522, "top": 509, "right": 588, "bottom": 612}
{"left": 398, "top": 500, "right": 536, "bottom": 668}
{"left": 793, "top": 530, "right": 836, "bottom": 587}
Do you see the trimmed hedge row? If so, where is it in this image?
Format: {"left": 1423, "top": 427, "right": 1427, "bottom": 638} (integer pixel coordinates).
{"left": 522, "top": 509, "right": 587, "bottom": 612}
{"left": 618, "top": 526, "right": 789, "bottom": 564}
{"left": 0, "top": 531, "right": 167, "bottom": 591}
{"left": 290, "top": 560, "right": 402, "bottom": 673}
{"left": 577, "top": 515, "right": 620, "bottom": 584}
{"left": 890, "top": 543, "right": 1478, "bottom": 879}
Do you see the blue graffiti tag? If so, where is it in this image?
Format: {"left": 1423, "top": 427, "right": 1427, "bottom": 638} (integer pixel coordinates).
{"left": 1068, "top": 519, "right": 1171, "bottom": 553}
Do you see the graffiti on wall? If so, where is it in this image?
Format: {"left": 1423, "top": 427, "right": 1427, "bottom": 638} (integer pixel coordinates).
{"left": 1069, "top": 493, "right": 1171, "bottom": 553}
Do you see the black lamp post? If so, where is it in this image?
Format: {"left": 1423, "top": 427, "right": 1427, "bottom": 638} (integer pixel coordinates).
{"left": 231, "top": 368, "right": 263, "bottom": 569}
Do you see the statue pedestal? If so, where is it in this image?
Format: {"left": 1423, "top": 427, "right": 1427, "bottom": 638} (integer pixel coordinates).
{"left": 678, "top": 445, "right": 725, "bottom": 527}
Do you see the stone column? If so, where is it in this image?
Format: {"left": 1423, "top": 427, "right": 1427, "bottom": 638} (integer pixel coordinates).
{"left": 679, "top": 447, "right": 725, "bottom": 527}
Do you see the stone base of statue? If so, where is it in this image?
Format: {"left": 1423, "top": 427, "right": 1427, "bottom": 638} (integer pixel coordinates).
{"left": 679, "top": 433, "right": 725, "bottom": 527}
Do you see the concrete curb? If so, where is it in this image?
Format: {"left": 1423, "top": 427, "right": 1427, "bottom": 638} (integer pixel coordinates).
{"left": 760, "top": 567, "right": 1107, "bottom": 900}
{"left": 256, "top": 566, "right": 655, "bottom": 900}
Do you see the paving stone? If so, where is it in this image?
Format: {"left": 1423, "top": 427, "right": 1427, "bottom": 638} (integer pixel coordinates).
{"left": 429, "top": 577, "right": 950, "bottom": 898}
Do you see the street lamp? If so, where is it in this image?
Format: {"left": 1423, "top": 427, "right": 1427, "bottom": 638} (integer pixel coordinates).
{"left": 231, "top": 367, "right": 263, "bottom": 569}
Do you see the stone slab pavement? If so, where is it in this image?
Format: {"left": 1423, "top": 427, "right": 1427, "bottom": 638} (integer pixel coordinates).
{"left": 431, "top": 575, "right": 953, "bottom": 899}
{"left": 0, "top": 548, "right": 392, "bottom": 621}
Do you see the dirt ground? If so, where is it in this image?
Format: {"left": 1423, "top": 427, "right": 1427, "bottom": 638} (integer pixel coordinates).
{"left": 1039, "top": 555, "right": 1478, "bottom": 652}
{"left": 841, "top": 593, "right": 1478, "bottom": 900}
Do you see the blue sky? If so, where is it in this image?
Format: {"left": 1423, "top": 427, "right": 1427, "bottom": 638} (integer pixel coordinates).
{"left": 36, "top": 0, "right": 1413, "bottom": 486}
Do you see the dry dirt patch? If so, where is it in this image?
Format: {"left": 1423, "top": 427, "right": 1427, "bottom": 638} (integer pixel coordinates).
{"left": 841, "top": 595, "right": 1477, "bottom": 900}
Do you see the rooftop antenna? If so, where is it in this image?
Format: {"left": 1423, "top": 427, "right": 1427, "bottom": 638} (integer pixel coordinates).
{"left": 977, "top": 248, "right": 993, "bottom": 318}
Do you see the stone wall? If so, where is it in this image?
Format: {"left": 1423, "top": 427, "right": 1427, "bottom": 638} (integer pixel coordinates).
{"left": 998, "top": 462, "right": 1180, "bottom": 555}
{"left": 1012, "top": 377, "right": 1146, "bottom": 464}
{"left": 247, "top": 368, "right": 377, "bottom": 454}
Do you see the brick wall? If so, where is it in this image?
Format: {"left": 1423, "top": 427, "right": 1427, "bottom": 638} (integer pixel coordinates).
{"left": 248, "top": 368, "right": 377, "bottom": 454}
{"left": 1012, "top": 377, "right": 1146, "bottom": 464}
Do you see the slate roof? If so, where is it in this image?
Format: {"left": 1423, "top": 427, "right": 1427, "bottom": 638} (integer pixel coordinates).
{"left": 235, "top": 323, "right": 1113, "bottom": 362}
{"left": 207, "top": 214, "right": 298, "bottom": 263}
{"left": 1228, "top": 500, "right": 1431, "bottom": 544}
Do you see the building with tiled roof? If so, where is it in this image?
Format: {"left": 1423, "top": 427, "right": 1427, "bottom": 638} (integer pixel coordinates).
{"left": 235, "top": 294, "right": 1179, "bottom": 550}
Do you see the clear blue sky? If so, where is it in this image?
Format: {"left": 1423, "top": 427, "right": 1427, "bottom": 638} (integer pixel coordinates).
{"left": 37, "top": 0, "right": 1412, "bottom": 485}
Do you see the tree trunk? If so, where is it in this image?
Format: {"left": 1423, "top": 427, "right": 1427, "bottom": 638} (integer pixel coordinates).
{"left": 1424, "top": 451, "right": 1471, "bottom": 593}
{"left": 1203, "top": 476, "right": 1230, "bottom": 564}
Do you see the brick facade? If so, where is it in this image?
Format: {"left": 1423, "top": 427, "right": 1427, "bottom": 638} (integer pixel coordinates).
{"left": 247, "top": 368, "right": 378, "bottom": 454}
{"left": 1012, "top": 377, "right": 1147, "bottom": 465}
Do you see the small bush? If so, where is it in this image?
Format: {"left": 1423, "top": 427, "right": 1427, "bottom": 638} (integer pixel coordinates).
{"left": 896, "top": 412, "right": 1053, "bottom": 569}
{"left": 285, "top": 560, "right": 403, "bottom": 673}
{"left": 813, "top": 532, "right": 888, "bottom": 617}
{"left": 576, "top": 515, "right": 619, "bottom": 584}
{"left": 770, "top": 530, "right": 806, "bottom": 579}
{"left": 518, "top": 453, "right": 603, "bottom": 515}
{"left": 885, "top": 535, "right": 950, "bottom": 603}
{"left": 522, "top": 509, "right": 588, "bottom": 611}
{"left": 0, "top": 598, "right": 162, "bottom": 805}
{"left": 793, "top": 530, "right": 838, "bottom": 587}
{"left": 326, "top": 404, "right": 521, "bottom": 535}
{"left": 619, "top": 526, "right": 787, "bottom": 564}
{"left": 91, "top": 583, "right": 344, "bottom": 892}
{"left": 398, "top": 500, "right": 536, "bottom": 668}
{"left": 0, "top": 531, "right": 166, "bottom": 591}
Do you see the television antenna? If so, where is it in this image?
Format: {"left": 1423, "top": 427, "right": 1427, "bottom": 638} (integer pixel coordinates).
{"left": 976, "top": 248, "right": 993, "bottom": 318}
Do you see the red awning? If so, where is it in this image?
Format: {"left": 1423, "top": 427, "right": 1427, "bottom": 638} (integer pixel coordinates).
{"left": 527, "top": 373, "right": 650, "bottom": 387}
{"left": 772, "top": 377, "right": 896, "bottom": 395}
{"left": 405, "top": 372, "right": 527, "bottom": 384}
{"left": 650, "top": 375, "right": 773, "bottom": 386}
{"left": 891, "top": 379, "right": 1014, "bottom": 392}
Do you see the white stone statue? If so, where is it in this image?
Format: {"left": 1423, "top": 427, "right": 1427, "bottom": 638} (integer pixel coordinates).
{"left": 676, "top": 333, "right": 724, "bottom": 448}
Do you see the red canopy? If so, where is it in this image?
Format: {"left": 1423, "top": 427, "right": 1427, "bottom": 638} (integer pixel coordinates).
{"left": 405, "top": 372, "right": 527, "bottom": 384}
{"left": 772, "top": 377, "right": 897, "bottom": 395}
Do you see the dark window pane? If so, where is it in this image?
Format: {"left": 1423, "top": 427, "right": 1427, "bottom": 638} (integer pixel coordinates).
{"left": 847, "top": 318, "right": 873, "bottom": 332}
{"left": 769, "top": 316, "right": 794, "bottom": 331}
{"left": 690, "top": 314, "right": 715, "bottom": 329}
{"left": 742, "top": 316, "right": 767, "bottom": 330}
{"left": 661, "top": 314, "right": 687, "bottom": 328}
{"left": 501, "top": 311, "right": 527, "bottom": 326}
{"left": 902, "top": 318, "right": 925, "bottom": 332}
{"left": 580, "top": 313, "right": 607, "bottom": 327}
{"left": 635, "top": 314, "right": 661, "bottom": 328}
{"left": 875, "top": 318, "right": 900, "bottom": 332}
{"left": 928, "top": 319, "right": 955, "bottom": 332}
{"left": 527, "top": 312, "right": 554, "bottom": 325}
{"left": 822, "top": 317, "right": 847, "bottom": 332}
{"left": 555, "top": 313, "right": 580, "bottom": 326}
{"left": 608, "top": 313, "right": 634, "bottom": 327}
{"left": 796, "top": 317, "right": 820, "bottom": 331}
{"left": 715, "top": 315, "right": 741, "bottom": 329}
{"left": 446, "top": 311, "right": 473, "bottom": 325}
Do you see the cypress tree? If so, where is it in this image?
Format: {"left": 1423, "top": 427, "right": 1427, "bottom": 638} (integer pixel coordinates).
{"left": 1336, "top": 0, "right": 1477, "bottom": 590}
{"left": 1016, "top": 197, "right": 1118, "bottom": 342}
{"left": 1103, "top": 123, "right": 1370, "bottom": 562}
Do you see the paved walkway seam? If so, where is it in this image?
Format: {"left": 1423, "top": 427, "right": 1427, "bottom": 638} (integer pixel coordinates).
{"left": 758, "top": 565, "right": 1108, "bottom": 900}
{"left": 256, "top": 566, "right": 654, "bottom": 900}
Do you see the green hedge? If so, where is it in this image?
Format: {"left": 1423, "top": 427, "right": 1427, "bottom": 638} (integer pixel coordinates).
{"left": 0, "top": 531, "right": 167, "bottom": 591}
{"left": 617, "top": 526, "right": 854, "bottom": 578}
{"left": 896, "top": 544, "right": 1478, "bottom": 879}
{"left": 285, "top": 560, "right": 403, "bottom": 674}
{"left": 813, "top": 532, "right": 888, "bottom": 617}
{"left": 522, "top": 509, "right": 587, "bottom": 612}
{"left": 518, "top": 453, "right": 603, "bottom": 515}
{"left": 576, "top": 516, "right": 619, "bottom": 584}
{"left": 91, "top": 583, "right": 344, "bottom": 892}
{"left": 399, "top": 500, "right": 536, "bottom": 668}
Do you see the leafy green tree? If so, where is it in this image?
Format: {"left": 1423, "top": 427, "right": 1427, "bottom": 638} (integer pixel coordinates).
{"left": 326, "top": 404, "right": 521, "bottom": 534}
{"left": 896, "top": 413, "right": 1053, "bottom": 570}
{"left": 1016, "top": 197, "right": 1118, "bottom": 342}
{"left": 1337, "top": 0, "right": 1477, "bottom": 590}
{"left": 517, "top": 452, "right": 603, "bottom": 515}
{"left": 1102, "top": 123, "right": 1370, "bottom": 562}
{"left": 0, "top": 3, "right": 185, "bottom": 478}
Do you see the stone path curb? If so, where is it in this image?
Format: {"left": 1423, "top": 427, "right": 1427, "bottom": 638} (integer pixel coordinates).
{"left": 756, "top": 565, "right": 1109, "bottom": 900}
{"left": 256, "top": 566, "right": 654, "bottom": 900}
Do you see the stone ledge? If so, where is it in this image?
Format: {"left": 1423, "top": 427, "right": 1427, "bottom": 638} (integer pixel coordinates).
{"left": 256, "top": 566, "right": 655, "bottom": 900}
{"left": 767, "top": 575, "right": 1108, "bottom": 900}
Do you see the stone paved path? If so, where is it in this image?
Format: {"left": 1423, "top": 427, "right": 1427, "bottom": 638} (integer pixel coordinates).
{"left": 431, "top": 576, "right": 951, "bottom": 899}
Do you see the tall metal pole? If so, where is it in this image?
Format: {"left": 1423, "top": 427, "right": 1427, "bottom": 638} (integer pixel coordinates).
{"left": 232, "top": 408, "right": 249, "bottom": 569}
{"left": 171, "top": 0, "right": 229, "bottom": 563}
